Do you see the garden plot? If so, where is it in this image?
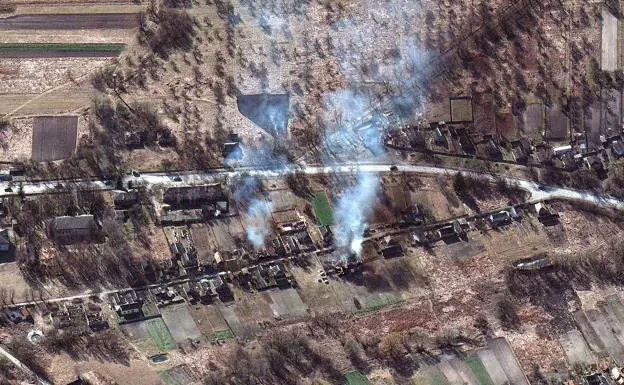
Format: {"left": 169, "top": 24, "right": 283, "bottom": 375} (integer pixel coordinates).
{"left": 522, "top": 103, "right": 544, "bottom": 140}
{"left": 573, "top": 310, "right": 606, "bottom": 355}
{"left": 601, "top": 8, "right": 619, "bottom": 71}
{"left": 585, "top": 308, "right": 624, "bottom": 364}
{"left": 487, "top": 338, "right": 529, "bottom": 385}
{"left": 119, "top": 319, "right": 151, "bottom": 341}
{"left": 160, "top": 304, "right": 202, "bottom": 344}
{"left": 476, "top": 349, "right": 510, "bottom": 385}
{"left": 602, "top": 88, "right": 621, "bottom": 131}
{"left": 546, "top": 105, "right": 569, "bottom": 142}
{"left": 31, "top": 115, "right": 78, "bottom": 161}
{"left": 266, "top": 288, "right": 308, "bottom": 318}
{"left": 187, "top": 303, "right": 229, "bottom": 337}
{"left": 584, "top": 103, "right": 602, "bottom": 147}
{"left": 559, "top": 330, "right": 596, "bottom": 366}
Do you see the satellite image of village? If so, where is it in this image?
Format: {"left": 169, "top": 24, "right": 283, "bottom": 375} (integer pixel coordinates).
{"left": 0, "top": 0, "right": 624, "bottom": 384}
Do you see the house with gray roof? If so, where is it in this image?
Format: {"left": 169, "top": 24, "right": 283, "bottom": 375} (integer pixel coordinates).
{"left": 49, "top": 215, "right": 103, "bottom": 245}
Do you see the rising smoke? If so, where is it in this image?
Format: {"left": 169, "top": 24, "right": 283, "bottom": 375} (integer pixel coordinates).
{"left": 246, "top": 199, "right": 273, "bottom": 249}
{"left": 231, "top": 0, "right": 429, "bottom": 256}
{"left": 333, "top": 173, "right": 380, "bottom": 256}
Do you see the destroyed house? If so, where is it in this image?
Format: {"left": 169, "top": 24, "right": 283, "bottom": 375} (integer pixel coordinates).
{"left": 608, "top": 140, "right": 624, "bottom": 159}
{"left": 163, "top": 184, "right": 228, "bottom": 211}
{"left": 458, "top": 132, "right": 476, "bottom": 154}
{"left": 488, "top": 211, "right": 512, "bottom": 227}
{"left": 534, "top": 202, "right": 559, "bottom": 224}
{"left": 50, "top": 215, "right": 103, "bottom": 245}
{"left": 222, "top": 132, "right": 243, "bottom": 159}
{"left": 318, "top": 225, "right": 333, "bottom": 245}
{"left": 185, "top": 281, "right": 214, "bottom": 304}
{"left": 584, "top": 155, "right": 605, "bottom": 173}
{"left": 86, "top": 311, "right": 109, "bottom": 332}
{"left": 113, "top": 190, "right": 140, "bottom": 210}
{"left": 209, "top": 276, "right": 234, "bottom": 302}
{"left": 381, "top": 243, "right": 404, "bottom": 259}
{"left": 486, "top": 139, "right": 503, "bottom": 158}
{"left": 110, "top": 291, "right": 143, "bottom": 320}
{"left": 272, "top": 209, "right": 306, "bottom": 234}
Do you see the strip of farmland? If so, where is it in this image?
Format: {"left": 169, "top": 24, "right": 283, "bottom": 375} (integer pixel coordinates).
{"left": 0, "top": 43, "right": 126, "bottom": 58}
{"left": 0, "top": 13, "right": 139, "bottom": 30}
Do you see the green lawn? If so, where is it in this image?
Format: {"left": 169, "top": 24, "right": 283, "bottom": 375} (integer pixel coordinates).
{"left": 0, "top": 43, "right": 126, "bottom": 53}
{"left": 345, "top": 371, "right": 371, "bottom": 385}
{"left": 145, "top": 318, "right": 176, "bottom": 351}
{"left": 312, "top": 191, "right": 334, "bottom": 226}
{"left": 159, "top": 372, "right": 179, "bottom": 385}
{"left": 466, "top": 356, "right": 495, "bottom": 385}
{"left": 362, "top": 293, "right": 403, "bottom": 312}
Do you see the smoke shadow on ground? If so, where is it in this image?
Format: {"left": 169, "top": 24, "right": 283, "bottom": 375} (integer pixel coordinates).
{"left": 341, "top": 265, "right": 393, "bottom": 293}
{"left": 237, "top": 94, "right": 290, "bottom": 138}
{"left": 505, "top": 266, "right": 583, "bottom": 335}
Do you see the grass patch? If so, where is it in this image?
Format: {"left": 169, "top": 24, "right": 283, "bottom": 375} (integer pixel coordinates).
{"left": 362, "top": 293, "right": 403, "bottom": 312}
{"left": 210, "top": 329, "right": 235, "bottom": 342}
{"left": 159, "top": 372, "right": 179, "bottom": 385}
{"left": 413, "top": 372, "right": 450, "bottom": 385}
{"left": 312, "top": 191, "right": 334, "bottom": 226}
{"left": 466, "top": 356, "right": 495, "bottom": 385}
{"left": 145, "top": 318, "right": 176, "bottom": 351}
{"left": 0, "top": 43, "right": 126, "bottom": 53}
{"left": 346, "top": 371, "right": 371, "bottom": 385}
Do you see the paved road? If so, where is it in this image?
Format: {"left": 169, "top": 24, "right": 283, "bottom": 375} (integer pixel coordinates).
{"left": 0, "top": 13, "right": 139, "bottom": 30}
{"left": 4, "top": 163, "right": 624, "bottom": 211}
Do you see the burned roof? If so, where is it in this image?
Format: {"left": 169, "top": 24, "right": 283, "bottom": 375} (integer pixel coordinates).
{"left": 163, "top": 184, "right": 227, "bottom": 207}
{"left": 53, "top": 215, "right": 98, "bottom": 231}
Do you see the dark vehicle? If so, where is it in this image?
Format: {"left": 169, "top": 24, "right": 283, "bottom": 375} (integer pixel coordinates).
{"left": 173, "top": 176, "right": 182, "bottom": 182}
{"left": 390, "top": 165, "right": 398, "bottom": 171}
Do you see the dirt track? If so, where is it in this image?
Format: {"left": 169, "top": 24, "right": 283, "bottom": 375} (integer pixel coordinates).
{"left": 0, "top": 13, "right": 139, "bottom": 29}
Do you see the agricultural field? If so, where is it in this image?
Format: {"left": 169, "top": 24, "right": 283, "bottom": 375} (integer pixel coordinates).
{"left": 145, "top": 317, "right": 176, "bottom": 351}
{"left": 312, "top": 191, "right": 334, "bottom": 226}
{"left": 0, "top": 43, "right": 126, "bottom": 57}
{"left": 31, "top": 115, "right": 78, "bottom": 161}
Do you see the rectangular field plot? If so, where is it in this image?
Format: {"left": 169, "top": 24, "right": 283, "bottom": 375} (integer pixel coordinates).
{"left": 0, "top": 43, "right": 126, "bottom": 58}
{"left": 559, "top": 330, "right": 596, "bottom": 366}
{"left": 145, "top": 317, "right": 176, "bottom": 351}
{"left": 602, "top": 9, "right": 619, "bottom": 71}
{"left": 267, "top": 288, "right": 308, "bottom": 318}
{"left": 312, "top": 191, "right": 333, "bottom": 226}
{"left": 31, "top": 115, "right": 78, "bottom": 161}
{"left": 160, "top": 304, "right": 202, "bottom": 343}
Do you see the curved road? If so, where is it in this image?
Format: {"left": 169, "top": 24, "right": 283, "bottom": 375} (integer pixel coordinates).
{"left": 5, "top": 163, "right": 624, "bottom": 210}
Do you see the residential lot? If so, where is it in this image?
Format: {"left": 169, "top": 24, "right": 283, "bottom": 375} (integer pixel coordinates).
{"left": 31, "top": 115, "right": 78, "bottom": 161}
{"left": 160, "top": 304, "right": 202, "bottom": 344}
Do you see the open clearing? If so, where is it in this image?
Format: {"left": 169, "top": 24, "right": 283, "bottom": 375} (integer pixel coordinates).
{"left": 31, "top": 115, "right": 78, "bottom": 161}
{"left": 601, "top": 8, "right": 619, "bottom": 71}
